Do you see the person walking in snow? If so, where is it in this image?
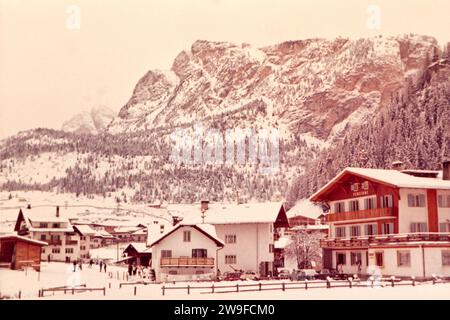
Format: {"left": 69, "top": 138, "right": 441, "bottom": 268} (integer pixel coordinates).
{"left": 103, "top": 263, "right": 107, "bottom": 273}
{"left": 99, "top": 261, "right": 103, "bottom": 272}
{"left": 89, "top": 259, "right": 93, "bottom": 268}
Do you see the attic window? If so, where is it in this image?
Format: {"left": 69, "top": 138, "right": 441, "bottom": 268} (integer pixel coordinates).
{"left": 351, "top": 183, "right": 359, "bottom": 192}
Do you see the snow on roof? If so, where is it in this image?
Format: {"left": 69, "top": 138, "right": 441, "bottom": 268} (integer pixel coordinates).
{"left": 22, "top": 208, "right": 70, "bottom": 223}
{"left": 148, "top": 223, "right": 224, "bottom": 247}
{"left": 310, "top": 167, "right": 450, "bottom": 201}
{"left": 123, "top": 242, "right": 151, "bottom": 254}
{"left": 113, "top": 226, "right": 141, "bottom": 233}
{"left": 170, "top": 202, "right": 284, "bottom": 225}
{"left": 73, "top": 224, "right": 98, "bottom": 236}
{"left": 286, "top": 199, "right": 323, "bottom": 219}
{"left": 0, "top": 234, "right": 48, "bottom": 246}
{"left": 274, "top": 236, "right": 292, "bottom": 249}
{"left": 96, "top": 230, "right": 115, "bottom": 238}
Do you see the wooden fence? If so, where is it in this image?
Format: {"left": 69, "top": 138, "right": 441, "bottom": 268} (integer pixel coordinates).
{"left": 161, "top": 276, "right": 450, "bottom": 296}
{"left": 38, "top": 284, "right": 105, "bottom": 297}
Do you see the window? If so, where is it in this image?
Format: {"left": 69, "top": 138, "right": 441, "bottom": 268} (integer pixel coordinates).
{"left": 336, "top": 252, "right": 346, "bottom": 265}
{"left": 350, "top": 252, "right": 362, "bottom": 265}
{"left": 168, "top": 270, "right": 178, "bottom": 275}
{"left": 381, "top": 223, "right": 394, "bottom": 235}
{"left": 192, "top": 249, "right": 207, "bottom": 258}
{"left": 335, "top": 226, "right": 346, "bottom": 238}
{"left": 269, "top": 244, "right": 274, "bottom": 253}
{"left": 65, "top": 248, "right": 73, "bottom": 254}
{"left": 442, "top": 251, "right": 450, "bottom": 266}
{"left": 439, "top": 223, "right": 450, "bottom": 232}
{"left": 90, "top": 244, "right": 94, "bottom": 249}
{"left": 183, "top": 230, "right": 191, "bottom": 242}
{"left": 161, "top": 250, "right": 172, "bottom": 258}
{"left": 195, "top": 270, "right": 204, "bottom": 275}
{"left": 80, "top": 245, "right": 86, "bottom": 250}
{"left": 334, "top": 202, "right": 345, "bottom": 213}
{"left": 397, "top": 251, "right": 411, "bottom": 267}
{"left": 80, "top": 236, "right": 86, "bottom": 241}
{"left": 364, "top": 197, "right": 377, "bottom": 210}
{"left": 39, "top": 223, "right": 48, "bottom": 228}
{"left": 407, "top": 194, "right": 426, "bottom": 207}
{"left": 361, "top": 181, "right": 369, "bottom": 191}
{"left": 349, "top": 200, "right": 359, "bottom": 212}
{"left": 350, "top": 225, "right": 361, "bottom": 237}
{"left": 380, "top": 195, "right": 393, "bottom": 208}
{"left": 438, "top": 195, "right": 450, "bottom": 208}
{"left": 375, "top": 252, "right": 384, "bottom": 267}
{"left": 42, "top": 249, "right": 45, "bottom": 254}
{"left": 410, "top": 222, "right": 428, "bottom": 233}
{"left": 40, "top": 234, "right": 46, "bottom": 241}
{"left": 351, "top": 183, "right": 359, "bottom": 192}
{"left": 52, "top": 223, "right": 60, "bottom": 228}
{"left": 225, "top": 235, "right": 237, "bottom": 244}
{"left": 52, "top": 248, "right": 60, "bottom": 254}
{"left": 364, "top": 224, "right": 377, "bottom": 236}
{"left": 225, "top": 255, "right": 237, "bottom": 264}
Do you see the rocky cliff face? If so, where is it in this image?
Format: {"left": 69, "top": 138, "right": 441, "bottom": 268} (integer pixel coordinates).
{"left": 109, "top": 35, "right": 438, "bottom": 144}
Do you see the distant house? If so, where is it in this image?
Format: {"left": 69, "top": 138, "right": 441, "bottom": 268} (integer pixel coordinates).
{"left": 73, "top": 224, "right": 103, "bottom": 259}
{"left": 286, "top": 199, "right": 325, "bottom": 227}
{"left": 0, "top": 234, "right": 47, "bottom": 271}
{"left": 148, "top": 223, "right": 224, "bottom": 282}
{"left": 122, "top": 243, "right": 152, "bottom": 266}
{"left": 14, "top": 206, "right": 79, "bottom": 263}
{"left": 111, "top": 226, "right": 147, "bottom": 243}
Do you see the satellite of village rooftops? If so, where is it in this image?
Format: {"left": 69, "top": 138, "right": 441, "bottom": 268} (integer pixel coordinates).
{"left": 1, "top": 0, "right": 450, "bottom": 303}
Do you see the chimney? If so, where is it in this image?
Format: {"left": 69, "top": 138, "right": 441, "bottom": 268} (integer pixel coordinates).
{"left": 392, "top": 160, "right": 404, "bottom": 171}
{"left": 201, "top": 200, "right": 209, "bottom": 212}
{"left": 443, "top": 160, "right": 450, "bottom": 181}
{"left": 56, "top": 206, "right": 60, "bottom": 217}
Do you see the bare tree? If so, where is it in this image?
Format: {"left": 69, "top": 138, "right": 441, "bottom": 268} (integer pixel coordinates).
{"left": 284, "top": 229, "right": 323, "bottom": 269}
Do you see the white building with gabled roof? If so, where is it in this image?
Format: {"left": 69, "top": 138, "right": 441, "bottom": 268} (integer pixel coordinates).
{"left": 165, "top": 201, "right": 289, "bottom": 277}
{"left": 148, "top": 223, "right": 224, "bottom": 282}
{"left": 14, "top": 206, "right": 79, "bottom": 262}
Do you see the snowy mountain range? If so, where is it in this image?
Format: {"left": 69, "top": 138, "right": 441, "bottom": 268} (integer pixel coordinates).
{"left": 62, "top": 106, "right": 116, "bottom": 135}
{"left": 1, "top": 34, "right": 448, "bottom": 205}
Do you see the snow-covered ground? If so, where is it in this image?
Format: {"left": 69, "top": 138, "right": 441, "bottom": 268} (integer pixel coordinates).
{"left": 1, "top": 262, "right": 449, "bottom": 300}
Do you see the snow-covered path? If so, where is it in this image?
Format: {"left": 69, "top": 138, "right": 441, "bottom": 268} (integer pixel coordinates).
{"left": 1, "top": 262, "right": 449, "bottom": 300}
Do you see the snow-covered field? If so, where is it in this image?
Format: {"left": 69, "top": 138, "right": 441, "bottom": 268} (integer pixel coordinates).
{"left": 1, "top": 262, "right": 449, "bottom": 300}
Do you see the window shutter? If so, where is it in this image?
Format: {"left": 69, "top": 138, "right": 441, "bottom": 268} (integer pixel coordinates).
{"left": 438, "top": 195, "right": 444, "bottom": 208}
{"left": 419, "top": 194, "right": 426, "bottom": 207}
{"left": 408, "top": 194, "right": 414, "bottom": 207}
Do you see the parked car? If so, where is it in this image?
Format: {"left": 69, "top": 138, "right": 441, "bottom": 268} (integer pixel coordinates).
{"left": 315, "top": 269, "right": 336, "bottom": 280}
{"left": 290, "top": 269, "right": 317, "bottom": 281}
{"left": 277, "top": 268, "right": 291, "bottom": 279}
{"left": 240, "top": 271, "right": 259, "bottom": 281}
{"left": 220, "top": 272, "right": 241, "bottom": 281}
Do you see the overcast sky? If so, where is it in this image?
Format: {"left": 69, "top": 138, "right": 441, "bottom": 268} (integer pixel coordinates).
{"left": 1, "top": 0, "right": 449, "bottom": 139}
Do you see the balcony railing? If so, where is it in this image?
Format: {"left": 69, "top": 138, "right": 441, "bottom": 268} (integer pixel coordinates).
{"left": 326, "top": 207, "right": 395, "bottom": 222}
{"left": 48, "top": 240, "right": 62, "bottom": 246}
{"left": 65, "top": 240, "right": 78, "bottom": 245}
{"left": 320, "top": 232, "right": 450, "bottom": 248}
{"left": 160, "top": 257, "right": 215, "bottom": 267}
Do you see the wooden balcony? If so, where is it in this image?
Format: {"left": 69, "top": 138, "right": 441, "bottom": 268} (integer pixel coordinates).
{"left": 48, "top": 240, "right": 62, "bottom": 246}
{"left": 321, "top": 232, "right": 450, "bottom": 248}
{"left": 65, "top": 240, "right": 78, "bottom": 246}
{"left": 160, "top": 257, "right": 215, "bottom": 267}
{"left": 326, "top": 207, "right": 395, "bottom": 222}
